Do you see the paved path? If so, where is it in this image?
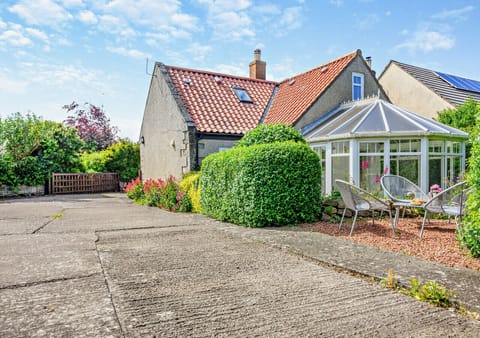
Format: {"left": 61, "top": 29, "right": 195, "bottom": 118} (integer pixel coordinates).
{"left": 0, "top": 193, "right": 479, "bottom": 337}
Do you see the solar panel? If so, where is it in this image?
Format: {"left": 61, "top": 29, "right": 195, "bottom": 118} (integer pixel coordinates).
{"left": 435, "top": 71, "right": 480, "bottom": 93}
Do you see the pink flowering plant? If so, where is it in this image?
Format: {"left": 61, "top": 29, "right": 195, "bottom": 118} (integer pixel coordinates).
{"left": 430, "top": 184, "right": 443, "bottom": 194}
{"left": 124, "top": 176, "right": 191, "bottom": 212}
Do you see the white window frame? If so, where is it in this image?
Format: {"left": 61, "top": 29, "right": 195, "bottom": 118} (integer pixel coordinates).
{"left": 352, "top": 72, "right": 364, "bottom": 100}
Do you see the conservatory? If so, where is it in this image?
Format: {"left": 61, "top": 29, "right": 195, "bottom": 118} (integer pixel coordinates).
{"left": 303, "top": 98, "right": 468, "bottom": 195}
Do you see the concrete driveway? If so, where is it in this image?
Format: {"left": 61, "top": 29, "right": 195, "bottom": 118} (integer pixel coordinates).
{"left": 1, "top": 193, "right": 479, "bottom": 337}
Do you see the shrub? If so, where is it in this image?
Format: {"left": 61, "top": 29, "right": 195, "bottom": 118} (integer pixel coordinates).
{"left": 408, "top": 278, "right": 455, "bottom": 308}
{"left": 180, "top": 172, "right": 201, "bottom": 213}
{"left": 201, "top": 141, "right": 322, "bottom": 227}
{"left": 81, "top": 139, "right": 140, "bottom": 182}
{"left": 458, "top": 110, "right": 480, "bottom": 257}
{"left": 124, "top": 177, "right": 144, "bottom": 200}
{"left": 125, "top": 176, "right": 191, "bottom": 212}
{"left": 236, "top": 124, "right": 306, "bottom": 147}
{"left": 0, "top": 155, "right": 17, "bottom": 187}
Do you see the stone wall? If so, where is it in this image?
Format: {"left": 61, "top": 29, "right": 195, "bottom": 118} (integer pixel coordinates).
{"left": 0, "top": 185, "right": 45, "bottom": 198}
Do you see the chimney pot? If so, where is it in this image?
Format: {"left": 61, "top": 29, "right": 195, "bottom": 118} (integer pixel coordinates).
{"left": 249, "top": 49, "right": 266, "bottom": 80}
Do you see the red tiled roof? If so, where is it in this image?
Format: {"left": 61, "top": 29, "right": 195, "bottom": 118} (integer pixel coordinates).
{"left": 264, "top": 50, "right": 358, "bottom": 125}
{"left": 166, "top": 66, "right": 277, "bottom": 135}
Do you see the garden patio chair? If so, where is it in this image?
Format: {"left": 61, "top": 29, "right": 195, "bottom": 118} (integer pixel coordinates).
{"left": 380, "top": 175, "right": 429, "bottom": 203}
{"left": 420, "top": 181, "right": 469, "bottom": 239}
{"left": 335, "top": 179, "right": 393, "bottom": 236}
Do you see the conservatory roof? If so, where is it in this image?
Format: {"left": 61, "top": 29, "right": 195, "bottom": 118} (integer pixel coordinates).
{"left": 304, "top": 97, "right": 469, "bottom": 141}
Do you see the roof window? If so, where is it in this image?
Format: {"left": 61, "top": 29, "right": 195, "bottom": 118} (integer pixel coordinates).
{"left": 232, "top": 87, "right": 253, "bottom": 103}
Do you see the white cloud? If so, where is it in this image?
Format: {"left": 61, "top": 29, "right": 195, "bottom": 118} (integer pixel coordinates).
{"left": 0, "top": 30, "right": 32, "bottom": 46}
{"left": 25, "top": 28, "right": 49, "bottom": 42}
{"left": 9, "top": 0, "right": 73, "bottom": 27}
{"left": 101, "top": 0, "right": 199, "bottom": 31}
{"left": 61, "top": 0, "right": 84, "bottom": 7}
{"left": 98, "top": 14, "right": 137, "bottom": 39}
{"left": 187, "top": 42, "right": 212, "bottom": 62}
{"left": 196, "top": 0, "right": 251, "bottom": 13}
{"left": 107, "top": 46, "right": 150, "bottom": 59}
{"left": 214, "top": 63, "right": 248, "bottom": 77}
{"left": 253, "top": 4, "right": 281, "bottom": 16}
{"left": 278, "top": 7, "right": 303, "bottom": 31}
{"left": 210, "top": 11, "right": 254, "bottom": 40}
{"left": 395, "top": 30, "right": 455, "bottom": 53}
{"left": 78, "top": 10, "right": 98, "bottom": 24}
{"left": 0, "top": 20, "right": 6, "bottom": 29}
{"left": 431, "top": 5, "right": 475, "bottom": 21}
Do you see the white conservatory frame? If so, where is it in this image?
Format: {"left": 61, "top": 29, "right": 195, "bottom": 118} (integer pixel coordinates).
{"left": 304, "top": 98, "right": 468, "bottom": 195}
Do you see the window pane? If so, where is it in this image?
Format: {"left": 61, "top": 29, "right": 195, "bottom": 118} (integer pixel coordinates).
{"left": 332, "top": 141, "right": 349, "bottom": 154}
{"left": 410, "top": 139, "right": 421, "bottom": 152}
{"left": 390, "top": 155, "right": 420, "bottom": 185}
{"left": 332, "top": 156, "right": 349, "bottom": 190}
{"left": 429, "top": 140, "right": 444, "bottom": 153}
{"left": 390, "top": 140, "right": 399, "bottom": 152}
{"left": 353, "top": 86, "right": 362, "bottom": 100}
{"left": 360, "top": 155, "right": 383, "bottom": 193}
{"left": 313, "top": 146, "right": 327, "bottom": 195}
{"left": 429, "top": 156, "right": 442, "bottom": 188}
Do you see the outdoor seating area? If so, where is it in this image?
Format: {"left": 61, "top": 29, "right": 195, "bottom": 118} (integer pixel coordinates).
{"left": 335, "top": 175, "right": 470, "bottom": 239}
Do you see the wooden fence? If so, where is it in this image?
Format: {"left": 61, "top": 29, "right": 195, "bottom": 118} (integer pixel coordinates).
{"left": 50, "top": 173, "right": 119, "bottom": 194}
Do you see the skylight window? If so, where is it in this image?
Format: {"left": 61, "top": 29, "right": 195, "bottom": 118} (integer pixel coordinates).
{"left": 232, "top": 87, "right": 253, "bottom": 103}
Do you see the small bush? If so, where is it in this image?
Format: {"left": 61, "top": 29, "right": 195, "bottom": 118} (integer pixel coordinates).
{"left": 408, "top": 278, "right": 455, "bottom": 308}
{"left": 124, "top": 177, "right": 144, "bottom": 200}
{"left": 201, "top": 141, "right": 321, "bottom": 227}
{"left": 236, "top": 124, "right": 306, "bottom": 147}
{"left": 457, "top": 223, "right": 480, "bottom": 257}
{"left": 125, "top": 176, "right": 191, "bottom": 212}
{"left": 180, "top": 172, "right": 201, "bottom": 213}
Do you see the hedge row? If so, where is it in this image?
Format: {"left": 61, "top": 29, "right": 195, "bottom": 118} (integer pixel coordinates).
{"left": 200, "top": 141, "right": 322, "bottom": 227}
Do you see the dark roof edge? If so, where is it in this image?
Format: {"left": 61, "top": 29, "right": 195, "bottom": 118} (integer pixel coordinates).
{"left": 197, "top": 132, "right": 244, "bottom": 139}
{"left": 158, "top": 62, "right": 196, "bottom": 128}
{"left": 260, "top": 84, "right": 279, "bottom": 124}
{"left": 165, "top": 64, "right": 278, "bottom": 85}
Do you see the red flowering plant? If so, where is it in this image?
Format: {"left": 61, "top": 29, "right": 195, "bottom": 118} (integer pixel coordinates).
{"left": 126, "top": 176, "right": 191, "bottom": 212}
{"left": 124, "top": 177, "right": 144, "bottom": 200}
{"left": 143, "top": 178, "right": 165, "bottom": 206}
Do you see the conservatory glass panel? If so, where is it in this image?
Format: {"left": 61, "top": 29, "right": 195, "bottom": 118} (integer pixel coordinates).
{"left": 429, "top": 156, "right": 443, "bottom": 189}
{"left": 332, "top": 156, "right": 350, "bottom": 190}
{"left": 429, "top": 140, "right": 444, "bottom": 153}
{"left": 447, "top": 156, "right": 463, "bottom": 184}
{"left": 390, "top": 155, "right": 421, "bottom": 185}
{"left": 313, "top": 146, "right": 327, "bottom": 195}
{"left": 360, "top": 155, "right": 384, "bottom": 193}
{"left": 331, "top": 141, "right": 349, "bottom": 154}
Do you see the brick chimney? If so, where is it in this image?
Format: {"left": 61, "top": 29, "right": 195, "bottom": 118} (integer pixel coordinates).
{"left": 249, "top": 49, "right": 266, "bottom": 80}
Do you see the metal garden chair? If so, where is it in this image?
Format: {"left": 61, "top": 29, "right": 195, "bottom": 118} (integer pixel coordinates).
{"left": 335, "top": 179, "right": 393, "bottom": 236}
{"left": 420, "top": 181, "right": 469, "bottom": 238}
{"left": 380, "top": 175, "right": 429, "bottom": 203}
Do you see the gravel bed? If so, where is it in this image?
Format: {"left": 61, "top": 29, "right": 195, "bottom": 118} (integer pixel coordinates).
{"left": 299, "top": 216, "right": 480, "bottom": 271}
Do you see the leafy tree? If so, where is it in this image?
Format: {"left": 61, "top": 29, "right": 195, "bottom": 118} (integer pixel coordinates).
{"left": 458, "top": 108, "right": 480, "bottom": 257}
{"left": 0, "top": 112, "right": 44, "bottom": 161}
{"left": 437, "top": 98, "right": 480, "bottom": 159}
{"left": 63, "top": 101, "right": 119, "bottom": 151}
{"left": 81, "top": 139, "right": 140, "bottom": 182}
{"left": 0, "top": 112, "right": 84, "bottom": 186}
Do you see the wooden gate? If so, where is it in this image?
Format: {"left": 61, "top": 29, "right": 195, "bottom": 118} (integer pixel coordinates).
{"left": 50, "top": 173, "right": 119, "bottom": 194}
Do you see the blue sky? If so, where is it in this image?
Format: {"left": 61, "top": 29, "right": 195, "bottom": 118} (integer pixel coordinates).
{"left": 0, "top": 0, "right": 478, "bottom": 140}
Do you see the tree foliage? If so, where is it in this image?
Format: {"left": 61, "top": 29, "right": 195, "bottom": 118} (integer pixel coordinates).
{"left": 0, "top": 112, "right": 84, "bottom": 187}
{"left": 437, "top": 98, "right": 480, "bottom": 159}
{"left": 458, "top": 107, "right": 480, "bottom": 257}
{"left": 63, "top": 101, "right": 119, "bottom": 151}
{"left": 81, "top": 139, "right": 140, "bottom": 182}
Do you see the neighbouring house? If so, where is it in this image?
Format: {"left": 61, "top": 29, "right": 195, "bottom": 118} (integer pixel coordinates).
{"left": 304, "top": 97, "right": 468, "bottom": 195}
{"left": 379, "top": 61, "right": 480, "bottom": 119}
{"left": 140, "top": 49, "right": 387, "bottom": 180}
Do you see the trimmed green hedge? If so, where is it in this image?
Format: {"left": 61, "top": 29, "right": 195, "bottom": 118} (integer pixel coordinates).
{"left": 236, "top": 124, "right": 306, "bottom": 147}
{"left": 201, "top": 141, "right": 321, "bottom": 227}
